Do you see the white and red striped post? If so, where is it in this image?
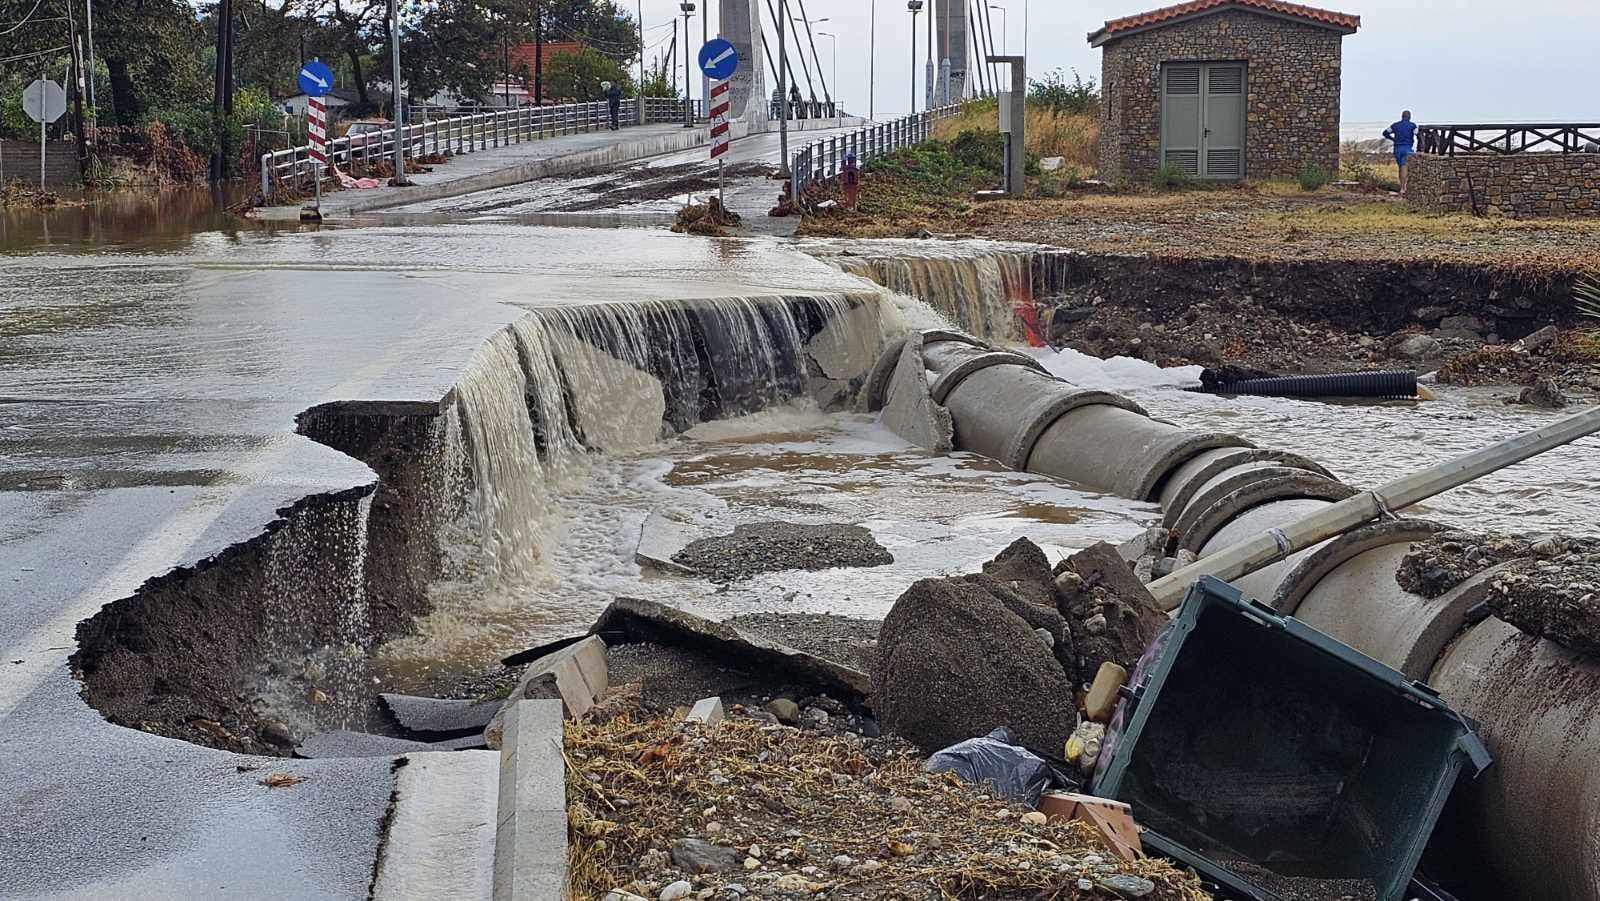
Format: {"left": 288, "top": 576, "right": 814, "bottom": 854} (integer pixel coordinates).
{"left": 306, "top": 95, "right": 329, "bottom": 212}
{"left": 708, "top": 77, "right": 731, "bottom": 208}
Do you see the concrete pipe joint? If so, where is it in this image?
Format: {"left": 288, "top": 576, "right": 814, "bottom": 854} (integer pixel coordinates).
{"left": 1025, "top": 403, "right": 1254, "bottom": 501}
{"left": 1156, "top": 446, "right": 1335, "bottom": 518}
{"left": 1429, "top": 617, "right": 1600, "bottom": 900}
{"left": 940, "top": 365, "right": 1145, "bottom": 471}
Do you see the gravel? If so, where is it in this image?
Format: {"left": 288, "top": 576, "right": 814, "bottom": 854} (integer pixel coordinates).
{"left": 1215, "top": 860, "right": 1376, "bottom": 901}
{"left": 672, "top": 521, "right": 894, "bottom": 582}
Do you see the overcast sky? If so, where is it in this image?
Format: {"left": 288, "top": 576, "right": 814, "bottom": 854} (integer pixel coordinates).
{"left": 632, "top": 0, "right": 1600, "bottom": 125}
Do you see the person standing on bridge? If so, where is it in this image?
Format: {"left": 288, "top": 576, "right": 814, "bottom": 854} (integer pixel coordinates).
{"left": 603, "top": 80, "right": 623, "bottom": 130}
{"left": 842, "top": 151, "right": 861, "bottom": 209}
{"left": 1383, "top": 110, "right": 1418, "bottom": 196}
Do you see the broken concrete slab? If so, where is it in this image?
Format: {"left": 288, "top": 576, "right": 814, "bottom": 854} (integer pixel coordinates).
{"left": 494, "top": 699, "right": 566, "bottom": 901}
{"left": 485, "top": 635, "right": 609, "bottom": 749}
{"left": 295, "top": 730, "right": 440, "bottom": 759}
{"left": 381, "top": 693, "right": 502, "bottom": 736}
{"left": 879, "top": 331, "right": 954, "bottom": 453}
{"left": 591, "top": 597, "right": 870, "bottom": 698}
{"left": 372, "top": 751, "right": 499, "bottom": 900}
{"left": 635, "top": 511, "right": 709, "bottom": 575}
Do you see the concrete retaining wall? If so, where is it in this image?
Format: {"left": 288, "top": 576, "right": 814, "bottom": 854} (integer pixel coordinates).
{"left": 1410, "top": 152, "right": 1600, "bottom": 218}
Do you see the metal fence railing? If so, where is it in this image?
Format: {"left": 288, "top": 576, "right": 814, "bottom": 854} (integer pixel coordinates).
{"left": 1418, "top": 123, "right": 1600, "bottom": 156}
{"left": 259, "top": 97, "right": 706, "bottom": 197}
{"left": 790, "top": 105, "right": 962, "bottom": 199}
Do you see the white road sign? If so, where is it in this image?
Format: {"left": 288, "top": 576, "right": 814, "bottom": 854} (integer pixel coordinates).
{"left": 22, "top": 79, "right": 67, "bottom": 125}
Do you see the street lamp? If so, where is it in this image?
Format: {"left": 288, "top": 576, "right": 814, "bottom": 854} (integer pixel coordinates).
{"left": 906, "top": 0, "right": 922, "bottom": 114}
{"left": 817, "top": 31, "right": 837, "bottom": 114}
{"left": 989, "top": 4, "right": 1006, "bottom": 55}
{"left": 868, "top": 0, "right": 876, "bottom": 121}
{"left": 679, "top": 1, "right": 695, "bottom": 127}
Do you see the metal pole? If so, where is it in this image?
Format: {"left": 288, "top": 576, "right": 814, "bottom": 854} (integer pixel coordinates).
{"left": 925, "top": 0, "right": 933, "bottom": 110}
{"left": 1149, "top": 405, "right": 1600, "bottom": 610}
{"left": 1022, "top": 0, "right": 1027, "bottom": 61}
{"left": 868, "top": 0, "right": 876, "bottom": 120}
{"left": 637, "top": 0, "right": 646, "bottom": 124}
{"left": 777, "top": 0, "right": 790, "bottom": 178}
{"left": 389, "top": 0, "right": 406, "bottom": 183}
{"left": 701, "top": 2, "right": 709, "bottom": 124}
{"left": 683, "top": 7, "right": 694, "bottom": 127}
{"left": 909, "top": 7, "right": 918, "bottom": 114}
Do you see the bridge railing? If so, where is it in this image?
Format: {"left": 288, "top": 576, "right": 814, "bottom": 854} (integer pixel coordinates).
{"left": 790, "top": 104, "right": 962, "bottom": 199}
{"left": 260, "top": 97, "right": 706, "bottom": 197}
{"left": 1418, "top": 123, "right": 1600, "bottom": 155}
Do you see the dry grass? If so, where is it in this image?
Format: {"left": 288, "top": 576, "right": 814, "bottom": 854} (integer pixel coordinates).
{"left": 933, "top": 101, "right": 1100, "bottom": 173}
{"left": 565, "top": 711, "right": 1213, "bottom": 900}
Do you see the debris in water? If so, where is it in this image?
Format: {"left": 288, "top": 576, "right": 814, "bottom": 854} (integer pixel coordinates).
{"left": 258, "top": 773, "right": 308, "bottom": 789}
{"left": 670, "top": 521, "right": 894, "bottom": 583}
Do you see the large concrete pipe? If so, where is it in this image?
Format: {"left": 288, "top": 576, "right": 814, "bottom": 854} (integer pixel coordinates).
{"left": 1429, "top": 618, "right": 1600, "bottom": 901}
{"left": 1156, "top": 447, "right": 1334, "bottom": 527}
{"left": 1026, "top": 403, "right": 1252, "bottom": 501}
{"left": 941, "top": 364, "right": 1146, "bottom": 470}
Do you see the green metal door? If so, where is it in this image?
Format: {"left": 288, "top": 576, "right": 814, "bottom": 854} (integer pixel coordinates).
{"left": 1160, "top": 64, "right": 1203, "bottom": 177}
{"left": 1202, "top": 64, "right": 1246, "bottom": 179}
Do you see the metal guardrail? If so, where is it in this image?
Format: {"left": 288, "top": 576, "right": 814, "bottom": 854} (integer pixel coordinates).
{"left": 259, "top": 97, "right": 705, "bottom": 197}
{"left": 1417, "top": 123, "right": 1600, "bottom": 155}
{"left": 790, "top": 105, "right": 962, "bottom": 198}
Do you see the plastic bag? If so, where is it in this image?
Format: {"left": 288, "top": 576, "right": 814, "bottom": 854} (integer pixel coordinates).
{"left": 924, "top": 727, "right": 1052, "bottom": 805}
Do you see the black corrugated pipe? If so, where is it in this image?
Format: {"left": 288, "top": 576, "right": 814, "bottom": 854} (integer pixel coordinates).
{"left": 1188, "top": 370, "right": 1418, "bottom": 400}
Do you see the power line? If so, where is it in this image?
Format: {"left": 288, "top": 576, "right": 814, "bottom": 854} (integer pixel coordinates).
{"left": 0, "top": 43, "right": 67, "bottom": 64}
{"left": 0, "top": 0, "right": 48, "bottom": 35}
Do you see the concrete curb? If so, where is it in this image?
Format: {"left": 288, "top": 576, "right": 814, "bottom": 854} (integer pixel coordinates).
{"left": 373, "top": 751, "right": 501, "bottom": 900}
{"left": 493, "top": 699, "right": 567, "bottom": 901}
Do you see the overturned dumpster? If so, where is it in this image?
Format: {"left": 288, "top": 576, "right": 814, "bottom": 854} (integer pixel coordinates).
{"left": 1093, "top": 577, "right": 1491, "bottom": 901}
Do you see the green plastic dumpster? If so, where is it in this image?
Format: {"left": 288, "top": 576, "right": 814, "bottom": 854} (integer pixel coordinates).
{"left": 1093, "top": 577, "right": 1490, "bottom": 901}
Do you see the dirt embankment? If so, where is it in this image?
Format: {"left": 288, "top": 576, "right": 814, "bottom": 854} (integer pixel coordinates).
{"left": 72, "top": 403, "right": 455, "bottom": 755}
{"left": 1034, "top": 252, "right": 1599, "bottom": 390}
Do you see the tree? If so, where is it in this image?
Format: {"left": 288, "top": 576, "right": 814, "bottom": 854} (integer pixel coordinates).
{"left": 91, "top": 0, "right": 209, "bottom": 126}
{"left": 401, "top": 0, "right": 532, "bottom": 103}
{"left": 542, "top": 46, "right": 630, "bottom": 102}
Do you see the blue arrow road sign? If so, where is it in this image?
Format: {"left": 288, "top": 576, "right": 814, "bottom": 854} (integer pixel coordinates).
{"left": 698, "top": 38, "right": 739, "bottom": 80}
{"left": 298, "top": 60, "right": 335, "bottom": 98}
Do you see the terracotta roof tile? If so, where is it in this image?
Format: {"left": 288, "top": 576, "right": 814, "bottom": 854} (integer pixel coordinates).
{"left": 1089, "top": 0, "right": 1360, "bottom": 45}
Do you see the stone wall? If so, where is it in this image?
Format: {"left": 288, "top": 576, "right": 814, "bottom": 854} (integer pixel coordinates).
{"left": 1410, "top": 153, "right": 1600, "bottom": 218}
{"left": 0, "top": 139, "right": 81, "bottom": 187}
{"left": 1097, "top": 10, "right": 1344, "bottom": 183}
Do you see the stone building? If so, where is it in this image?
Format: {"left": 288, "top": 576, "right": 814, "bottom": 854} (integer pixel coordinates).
{"left": 1089, "top": 0, "right": 1360, "bottom": 183}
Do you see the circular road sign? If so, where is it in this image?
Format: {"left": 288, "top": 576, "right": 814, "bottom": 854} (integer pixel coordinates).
{"left": 298, "top": 60, "right": 335, "bottom": 98}
{"left": 698, "top": 38, "right": 739, "bottom": 81}
{"left": 21, "top": 79, "right": 67, "bottom": 124}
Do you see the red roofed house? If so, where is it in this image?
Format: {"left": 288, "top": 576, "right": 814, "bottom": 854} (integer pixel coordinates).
{"left": 1089, "top": 0, "right": 1360, "bottom": 183}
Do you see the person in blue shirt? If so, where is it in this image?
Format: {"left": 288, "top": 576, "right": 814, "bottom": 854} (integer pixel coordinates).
{"left": 1383, "top": 110, "right": 1418, "bottom": 195}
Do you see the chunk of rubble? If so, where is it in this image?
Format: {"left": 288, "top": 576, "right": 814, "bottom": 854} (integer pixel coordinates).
{"left": 879, "top": 331, "right": 954, "bottom": 452}
{"left": 590, "top": 597, "right": 870, "bottom": 698}
{"left": 484, "top": 634, "right": 609, "bottom": 749}
{"left": 379, "top": 693, "right": 501, "bottom": 736}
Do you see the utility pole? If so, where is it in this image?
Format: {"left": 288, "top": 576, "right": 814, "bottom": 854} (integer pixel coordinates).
{"left": 924, "top": 0, "right": 933, "bottom": 110}
{"left": 388, "top": 0, "right": 408, "bottom": 185}
{"left": 701, "top": 0, "right": 709, "bottom": 125}
{"left": 210, "top": 0, "right": 233, "bottom": 181}
{"left": 534, "top": 0, "right": 543, "bottom": 105}
{"left": 85, "top": 0, "right": 96, "bottom": 113}
{"left": 67, "top": 4, "right": 88, "bottom": 176}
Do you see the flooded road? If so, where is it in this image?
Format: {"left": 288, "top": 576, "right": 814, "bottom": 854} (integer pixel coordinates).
{"left": 0, "top": 183, "right": 275, "bottom": 253}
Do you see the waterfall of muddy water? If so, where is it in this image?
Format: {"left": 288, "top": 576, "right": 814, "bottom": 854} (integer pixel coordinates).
{"left": 258, "top": 493, "right": 378, "bottom": 734}
{"left": 375, "top": 291, "right": 928, "bottom": 691}
{"left": 800, "top": 239, "right": 1042, "bottom": 344}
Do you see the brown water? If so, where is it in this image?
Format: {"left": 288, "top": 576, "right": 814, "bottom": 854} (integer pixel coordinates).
{"left": 0, "top": 183, "right": 284, "bottom": 253}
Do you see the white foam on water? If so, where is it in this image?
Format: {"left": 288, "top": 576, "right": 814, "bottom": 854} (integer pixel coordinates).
{"left": 1027, "top": 345, "right": 1204, "bottom": 391}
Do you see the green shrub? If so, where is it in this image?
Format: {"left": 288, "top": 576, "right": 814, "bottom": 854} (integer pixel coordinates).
{"left": 1028, "top": 68, "right": 1099, "bottom": 116}
{"left": 1297, "top": 163, "right": 1333, "bottom": 191}
{"left": 1152, "top": 162, "right": 1193, "bottom": 190}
